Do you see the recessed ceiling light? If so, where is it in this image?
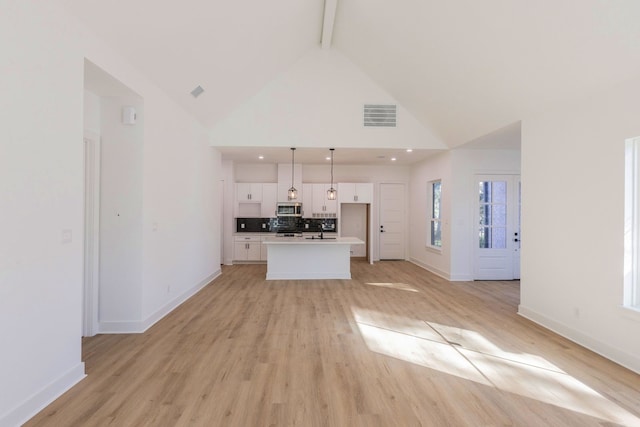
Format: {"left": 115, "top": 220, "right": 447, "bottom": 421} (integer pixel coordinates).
{"left": 326, "top": 156, "right": 331, "bottom": 161}
{"left": 258, "top": 155, "right": 264, "bottom": 160}
{"left": 391, "top": 157, "right": 397, "bottom": 161}
{"left": 406, "top": 149, "right": 413, "bottom": 153}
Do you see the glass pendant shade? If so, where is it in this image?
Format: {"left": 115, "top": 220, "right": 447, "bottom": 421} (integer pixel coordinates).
{"left": 288, "top": 187, "right": 297, "bottom": 200}
{"left": 327, "top": 187, "right": 337, "bottom": 200}
{"left": 327, "top": 148, "right": 336, "bottom": 200}
{"left": 288, "top": 147, "right": 297, "bottom": 200}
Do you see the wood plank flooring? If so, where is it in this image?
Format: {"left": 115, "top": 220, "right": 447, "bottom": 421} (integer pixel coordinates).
{"left": 27, "top": 261, "right": 640, "bottom": 426}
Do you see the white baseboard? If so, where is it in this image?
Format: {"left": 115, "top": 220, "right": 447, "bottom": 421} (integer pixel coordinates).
{"left": 518, "top": 305, "right": 640, "bottom": 375}
{"left": 1, "top": 363, "right": 85, "bottom": 427}
{"left": 99, "top": 269, "right": 221, "bottom": 334}
{"left": 409, "top": 258, "right": 450, "bottom": 280}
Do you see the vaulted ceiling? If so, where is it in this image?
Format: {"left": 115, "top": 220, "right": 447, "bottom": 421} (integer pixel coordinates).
{"left": 61, "top": 0, "right": 640, "bottom": 150}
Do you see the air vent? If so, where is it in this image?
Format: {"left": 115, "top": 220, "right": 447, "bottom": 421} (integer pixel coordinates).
{"left": 190, "top": 85, "right": 205, "bottom": 98}
{"left": 364, "top": 104, "right": 396, "bottom": 127}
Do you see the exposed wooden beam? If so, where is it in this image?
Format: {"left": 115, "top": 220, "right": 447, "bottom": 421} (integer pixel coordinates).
{"left": 321, "top": 0, "right": 338, "bottom": 49}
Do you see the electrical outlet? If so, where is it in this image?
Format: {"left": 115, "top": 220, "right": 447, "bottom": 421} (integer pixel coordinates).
{"left": 61, "top": 229, "right": 72, "bottom": 244}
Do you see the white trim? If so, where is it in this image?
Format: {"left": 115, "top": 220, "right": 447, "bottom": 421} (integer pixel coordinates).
{"left": 619, "top": 305, "right": 640, "bottom": 323}
{"left": 624, "top": 137, "right": 640, "bottom": 308}
{"left": 1, "top": 363, "right": 85, "bottom": 427}
{"left": 83, "top": 131, "right": 100, "bottom": 337}
{"left": 518, "top": 305, "right": 640, "bottom": 375}
{"left": 409, "top": 257, "right": 450, "bottom": 281}
{"left": 99, "top": 270, "right": 221, "bottom": 334}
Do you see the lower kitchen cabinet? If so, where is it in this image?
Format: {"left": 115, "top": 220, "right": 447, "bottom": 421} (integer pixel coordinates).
{"left": 234, "top": 236, "right": 261, "bottom": 261}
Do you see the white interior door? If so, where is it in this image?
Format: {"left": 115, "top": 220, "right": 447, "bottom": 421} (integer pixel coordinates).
{"left": 474, "top": 175, "right": 521, "bottom": 280}
{"left": 513, "top": 179, "right": 521, "bottom": 280}
{"left": 83, "top": 134, "right": 100, "bottom": 337}
{"left": 379, "top": 183, "right": 405, "bottom": 260}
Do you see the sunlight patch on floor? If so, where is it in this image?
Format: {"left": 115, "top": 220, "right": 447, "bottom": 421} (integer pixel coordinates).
{"left": 352, "top": 308, "right": 640, "bottom": 425}
{"left": 365, "top": 282, "right": 419, "bottom": 292}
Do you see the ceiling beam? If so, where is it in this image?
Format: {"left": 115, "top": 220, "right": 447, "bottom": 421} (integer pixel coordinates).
{"left": 321, "top": 0, "right": 338, "bottom": 49}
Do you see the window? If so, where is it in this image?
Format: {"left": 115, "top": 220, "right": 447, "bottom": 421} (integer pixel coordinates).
{"left": 478, "top": 180, "right": 508, "bottom": 249}
{"left": 429, "top": 180, "right": 442, "bottom": 248}
{"left": 624, "top": 138, "right": 640, "bottom": 309}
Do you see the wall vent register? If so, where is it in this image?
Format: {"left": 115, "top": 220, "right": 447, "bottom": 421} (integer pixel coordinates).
{"left": 364, "top": 104, "right": 396, "bottom": 127}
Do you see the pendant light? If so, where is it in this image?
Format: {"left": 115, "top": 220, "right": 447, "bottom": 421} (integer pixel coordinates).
{"left": 327, "top": 148, "right": 337, "bottom": 200}
{"left": 288, "top": 147, "right": 298, "bottom": 200}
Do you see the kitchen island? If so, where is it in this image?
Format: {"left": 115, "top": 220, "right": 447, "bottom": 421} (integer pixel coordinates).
{"left": 262, "top": 236, "right": 364, "bottom": 280}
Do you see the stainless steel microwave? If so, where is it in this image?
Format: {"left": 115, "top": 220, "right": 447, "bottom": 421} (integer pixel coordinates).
{"left": 276, "top": 202, "right": 303, "bottom": 217}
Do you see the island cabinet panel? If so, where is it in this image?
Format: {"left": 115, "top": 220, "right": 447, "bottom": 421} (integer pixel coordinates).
{"left": 262, "top": 237, "right": 364, "bottom": 280}
{"left": 338, "top": 183, "right": 373, "bottom": 204}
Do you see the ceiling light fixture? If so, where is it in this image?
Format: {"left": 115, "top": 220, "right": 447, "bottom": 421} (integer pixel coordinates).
{"left": 327, "top": 148, "right": 337, "bottom": 200}
{"left": 391, "top": 157, "right": 397, "bottom": 161}
{"left": 406, "top": 149, "right": 413, "bottom": 153}
{"left": 288, "top": 148, "right": 297, "bottom": 200}
{"left": 258, "top": 155, "right": 264, "bottom": 160}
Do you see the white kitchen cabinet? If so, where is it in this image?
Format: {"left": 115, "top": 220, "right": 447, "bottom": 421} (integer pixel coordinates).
{"left": 236, "top": 183, "right": 263, "bottom": 202}
{"left": 302, "top": 184, "right": 313, "bottom": 218}
{"left": 234, "top": 236, "right": 262, "bottom": 261}
{"left": 312, "top": 183, "right": 337, "bottom": 216}
{"left": 338, "top": 183, "right": 373, "bottom": 204}
{"left": 260, "top": 183, "right": 278, "bottom": 218}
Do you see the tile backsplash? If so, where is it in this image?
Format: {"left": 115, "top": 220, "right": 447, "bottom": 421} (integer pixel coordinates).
{"left": 236, "top": 217, "right": 337, "bottom": 233}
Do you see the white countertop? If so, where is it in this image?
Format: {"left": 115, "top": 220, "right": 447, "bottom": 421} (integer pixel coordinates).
{"left": 262, "top": 236, "right": 363, "bottom": 245}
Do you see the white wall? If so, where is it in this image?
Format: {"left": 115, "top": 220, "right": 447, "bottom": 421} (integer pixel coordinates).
{"left": 83, "top": 90, "right": 101, "bottom": 133}
{"left": 0, "top": 2, "right": 221, "bottom": 424}
{"left": 409, "top": 152, "right": 453, "bottom": 278}
{"left": 520, "top": 78, "right": 640, "bottom": 373}
{"left": 0, "top": 3, "right": 86, "bottom": 425}
{"left": 235, "top": 163, "right": 278, "bottom": 183}
{"left": 408, "top": 149, "right": 520, "bottom": 280}
{"left": 449, "top": 149, "right": 521, "bottom": 280}
{"left": 210, "top": 48, "right": 446, "bottom": 151}
{"left": 341, "top": 204, "right": 368, "bottom": 257}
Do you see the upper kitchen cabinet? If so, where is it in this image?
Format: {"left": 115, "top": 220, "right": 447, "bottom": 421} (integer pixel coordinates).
{"left": 235, "top": 183, "right": 276, "bottom": 218}
{"left": 301, "top": 183, "right": 336, "bottom": 218}
{"left": 338, "top": 183, "right": 373, "bottom": 204}
{"left": 236, "top": 183, "right": 263, "bottom": 202}
{"left": 312, "top": 183, "right": 337, "bottom": 216}
{"left": 302, "top": 183, "right": 313, "bottom": 218}
{"left": 260, "top": 183, "right": 278, "bottom": 218}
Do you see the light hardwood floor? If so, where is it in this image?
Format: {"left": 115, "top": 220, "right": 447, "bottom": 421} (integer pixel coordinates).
{"left": 27, "top": 261, "right": 640, "bottom": 426}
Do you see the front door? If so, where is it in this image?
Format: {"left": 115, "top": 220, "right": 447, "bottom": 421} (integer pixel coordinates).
{"left": 379, "top": 183, "right": 405, "bottom": 260}
{"left": 474, "top": 175, "right": 521, "bottom": 280}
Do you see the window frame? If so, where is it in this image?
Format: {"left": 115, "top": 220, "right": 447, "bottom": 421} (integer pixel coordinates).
{"left": 428, "top": 180, "right": 442, "bottom": 250}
